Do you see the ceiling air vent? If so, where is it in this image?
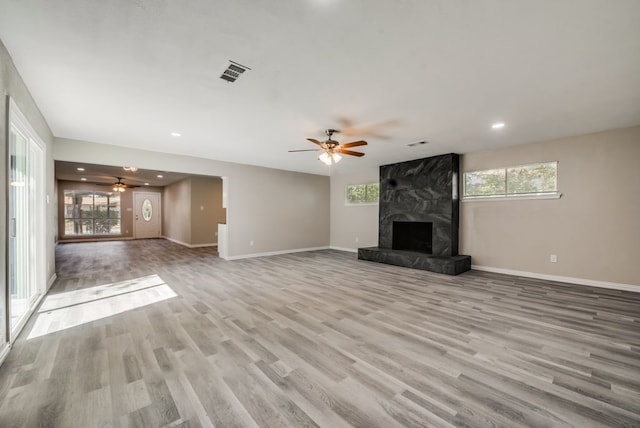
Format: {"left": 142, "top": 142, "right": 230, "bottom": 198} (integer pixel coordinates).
{"left": 220, "top": 61, "right": 251, "bottom": 83}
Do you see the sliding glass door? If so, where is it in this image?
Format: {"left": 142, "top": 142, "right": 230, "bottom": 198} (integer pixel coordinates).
{"left": 7, "top": 99, "right": 46, "bottom": 342}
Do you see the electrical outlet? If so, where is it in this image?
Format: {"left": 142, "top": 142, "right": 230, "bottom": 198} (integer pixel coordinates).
{"left": 550, "top": 254, "right": 557, "bottom": 263}
{"left": 250, "top": 240, "right": 254, "bottom": 247}
{"left": 355, "top": 237, "right": 359, "bottom": 243}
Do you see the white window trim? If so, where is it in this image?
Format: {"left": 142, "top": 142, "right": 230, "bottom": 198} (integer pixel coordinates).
{"left": 462, "top": 192, "right": 562, "bottom": 202}
{"left": 463, "top": 161, "right": 559, "bottom": 200}
{"left": 62, "top": 190, "right": 123, "bottom": 237}
{"left": 345, "top": 202, "right": 379, "bottom": 206}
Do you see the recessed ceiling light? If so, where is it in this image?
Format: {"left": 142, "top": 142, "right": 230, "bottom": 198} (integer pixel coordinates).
{"left": 491, "top": 122, "right": 506, "bottom": 129}
{"left": 77, "top": 167, "right": 85, "bottom": 171}
{"left": 170, "top": 132, "right": 181, "bottom": 137}
{"left": 80, "top": 178, "right": 87, "bottom": 181}
{"left": 157, "top": 175, "right": 163, "bottom": 178}
{"left": 144, "top": 183, "right": 149, "bottom": 186}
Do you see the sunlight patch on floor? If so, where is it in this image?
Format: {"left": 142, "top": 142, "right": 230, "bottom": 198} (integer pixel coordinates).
{"left": 28, "top": 274, "right": 176, "bottom": 340}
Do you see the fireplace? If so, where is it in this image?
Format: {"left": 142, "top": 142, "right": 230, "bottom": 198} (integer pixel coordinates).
{"left": 358, "top": 153, "right": 471, "bottom": 275}
{"left": 392, "top": 221, "right": 433, "bottom": 254}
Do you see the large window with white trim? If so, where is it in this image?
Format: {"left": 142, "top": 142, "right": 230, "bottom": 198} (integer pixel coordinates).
{"left": 63, "top": 191, "right": 122, "bottom": 235}
{"left": 463, "top": 161, "right": 558, "bottom": 198}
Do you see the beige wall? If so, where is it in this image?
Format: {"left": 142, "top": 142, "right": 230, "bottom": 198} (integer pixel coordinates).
{"left": 330, "top": 170, "right": 379, "bottom": 250}
{"left": 1, "top": 38, "right": 56, "bottom": 348}
{"left": 163, "top": 177, "right": 225, "bottom": 246}
{"left": 163, "top": 179, "right": 192, "bottom": 245}
{"left": 460, "top": 126, "right": 640, "bottom": 285}
{"left": 54, "top": 138, "right": 330, "bottom": 257}
{"left": 190, "top": 176, "right": 225, "bottom": 246}
{"left": 330, "top": 126, "right": 640, "bottom": 286}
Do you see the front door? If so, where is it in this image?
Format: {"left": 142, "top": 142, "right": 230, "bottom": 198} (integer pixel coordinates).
{"left": 133, "top": 192, "right": 161, "bottom": 239}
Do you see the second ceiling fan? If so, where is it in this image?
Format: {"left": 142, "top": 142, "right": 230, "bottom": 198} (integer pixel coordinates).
{"left": 289, "top": 129, "right": 367, "bottom": 165}
{"left": 95, "top": 177, "right": 139, "bottom": 192}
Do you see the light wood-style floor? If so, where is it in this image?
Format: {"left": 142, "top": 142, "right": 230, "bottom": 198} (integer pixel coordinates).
{"left": 1, "top": 239, "right": 639, "bottom": 427}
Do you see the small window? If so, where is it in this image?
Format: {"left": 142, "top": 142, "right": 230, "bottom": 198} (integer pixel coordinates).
{"left": 346, "top": 182, "right": 379, "bottom": 204}
{"left": 463, "top": 162, "right": 558, "bottom": 199}
{"left": 64, "top": 190, "right": 122, "bottom": 235}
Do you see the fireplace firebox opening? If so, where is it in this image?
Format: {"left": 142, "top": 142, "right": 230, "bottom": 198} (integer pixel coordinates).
{"left": 392, "top": 221, "right": 433, "bottom": 254}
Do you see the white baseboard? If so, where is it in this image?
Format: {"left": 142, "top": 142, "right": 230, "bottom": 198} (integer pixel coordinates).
{"left": 0, "top": 343, "right": 10, "bottom": 367}
{"left": 329, "top": 246, "right": 358, "bottom": 253}
{"left": 471, "top": 264, "right": 640, "bottom": 293}
{"left": 47, "top": 273, "right": 57, "bottom": 290}
{"left": 163, "top": 237, "right": 217, "bottom": 248}
{"left": 223, "top": 246, "right": 330, "bottom": 261}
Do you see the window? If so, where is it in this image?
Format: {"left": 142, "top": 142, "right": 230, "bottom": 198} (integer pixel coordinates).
{"left": 64, "top": 191, "right": 121, "bottom": 235}
{"left": 463, "top": 162, "right": 558, "bottom": 199}
{"left": 346, "top": 182, "right": 379, "bottom": 204}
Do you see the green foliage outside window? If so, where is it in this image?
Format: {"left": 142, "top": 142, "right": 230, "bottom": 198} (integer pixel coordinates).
{"left": 464, "top": 168, "right": 506, "bottom": 197}
{"left": 64, "top": 191, "right": 121, "bottom": 235}
{"left": 507, "top": 163, "right": 557, "bottom": 194}
{"left": 464, "top": 162, "right": 557, "bottom": 198}
{"left": 346, "top": 183, "right": 379, "bottom": 204}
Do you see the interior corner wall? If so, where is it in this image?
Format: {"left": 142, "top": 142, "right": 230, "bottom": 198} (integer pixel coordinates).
{"left": 190, "top": 176, "right": 225, "bottom": 246}
{"left": 162, "top": 178, "right": 192, "bottom": 246}
{"left": 1, "top": 38, "right": 56, "bottom": 350}
{"left": 460, "top": 125, "right": 640, "bottom": 286}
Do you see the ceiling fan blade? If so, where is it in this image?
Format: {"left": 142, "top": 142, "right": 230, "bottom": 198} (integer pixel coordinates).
{"left": 288, "top": 149, "right": 321, "bottom": 152}
{"left": 338, "top": 149, "right": 365, "bottom": 157}
{"left": 335, "top": 117, "right": 399, "bottom": 139}
{"left": 306, "top": 138, "right": 325, "bottom": 147}
{"left": 340, "top": 140, "right": 367, "bottom": 148}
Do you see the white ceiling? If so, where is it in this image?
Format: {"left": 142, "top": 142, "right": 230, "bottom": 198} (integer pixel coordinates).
{"left": 1, "top": 0, "right": 639, "bottom": 176}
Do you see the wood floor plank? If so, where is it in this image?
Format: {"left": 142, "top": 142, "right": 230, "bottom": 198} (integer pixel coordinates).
{"left": 0, "top": 239, "right": 639, "bottom": 427}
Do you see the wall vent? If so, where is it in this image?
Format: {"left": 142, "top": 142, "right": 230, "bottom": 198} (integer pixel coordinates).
{"left": 220, "top": 61, "right": 251, "bottom": 83}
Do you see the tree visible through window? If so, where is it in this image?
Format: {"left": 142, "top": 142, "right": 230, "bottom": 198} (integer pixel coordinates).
{"left": 506, "top": 162, "right": 557, "bottom": 194}
{"left": 64, "top": 190, "right": 121, "bottom": 235}
{"left": 464, "top": 162, "right": 558, "bottom": 198}
{"left": 346, "top": 182, "right": 379, "bottom": 204}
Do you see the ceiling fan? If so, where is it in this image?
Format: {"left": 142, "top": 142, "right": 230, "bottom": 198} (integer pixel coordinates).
{"left": 289, "top": 129, "right": 367, "bottom": 165}
{"left": 96, "top": 177, "right": 139, "bottom": 192}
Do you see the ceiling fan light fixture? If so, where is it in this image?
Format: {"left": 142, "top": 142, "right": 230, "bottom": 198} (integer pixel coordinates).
{"left": 319, "top": 151, "right": 342, "bottom": 165}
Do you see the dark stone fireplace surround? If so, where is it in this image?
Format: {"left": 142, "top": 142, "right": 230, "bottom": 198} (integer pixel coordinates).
{"left": 358, "top": 153, "right": 471, "bottom": 275}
